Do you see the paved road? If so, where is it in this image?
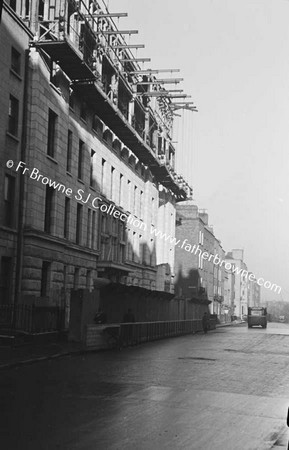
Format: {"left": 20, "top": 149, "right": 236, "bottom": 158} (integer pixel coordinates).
{"left": 1, "top": 323, "right": 289, "bottom": 450}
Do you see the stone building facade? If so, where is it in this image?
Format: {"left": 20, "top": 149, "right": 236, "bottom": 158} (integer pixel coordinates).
{"left": 225, "top": 249, "right": 248, "bottom": 318}
{"left": 174, "top": 201, "right": 225, "bottom": 319}
{"left": 248, "top": 274, "right": 261, "bottom": 308}
{"left": 0, "top": 4, "right": 31, "bottom": 304}
{"left": 0, "top": 1, "right": 192, "bottom": 317}
{"left": 253, "top": 283, "right": 261, "bottom": 306}
{"left": 224, "top": 267, "right": 235, "bottom": 319}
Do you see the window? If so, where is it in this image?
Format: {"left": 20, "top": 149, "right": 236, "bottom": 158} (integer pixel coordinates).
{"left": 119, "top": 174, "right": 123, "bottom": 205}
{"left": 69, "top": 90, "right": 74, "bottom": 109}
{"left": 92, "top": 114, "right": 97, "bottom": 131}
{"left": 119, "top": 222, "right": 125, "bottom": 242}
{"left": 126, "top": 230, "right": 132, "bottom": 261}
{"left": 119, "top": 244, "right": 125, "bottom": 263}
{"left": 110, "top": 167, "right": 115, "bottom": 200}
{"left": 112, "top": 218, "right": 118, "bottom": 235}
{"left": 103, "top": 129, "right": 112, "bottom": 145}
{"left": 150, "top": 238, "right": 155, "bottom": 266}
{"left": 101, "top": 214, "right": 107, "bottom": 233}
{"left": 111, "top": 236, "right": 118, "bottom": 261}
{"left": 139, "top": 235, "right": 143, "bottom": 263}
{"left": 87, "top": 208, "right": 91, "bottom": 247}
{"left": 101, "top": 159, "right": 106, "bottom": 193}
{"left": 23, "top": 0, "right": 30, "bottom": 19}
{"left": 80, "top": 102, "right": 87, "bottom": 121}
{"left": 4, "top": 175, "right": 15, "bottom": 228}
{"left": 92, "top": 114, "right": 102, "bottom": 133}
{"left": 133, "top": 186, "right": 137, "bottom": 215}
{"left": 86, "top": 270, "right": 92, "bottom": 290}
{"left": 119, "top": 223, "right": 126, "bottom": 262}
{"left": 44, "top": 186, "right": 54, "bottom": 233}
{"left": 90, "top": 150, "right": 95, "bottom": 187}
{"left": 76, "top": 203, "right": 83, "bottom": 244}
{"left": 63, "top": 265, "right": 67, "bottom": 292}
{"left": 8, "top": 95, "right": 19, "bottom": 136}
{"left": 38, "top": 0, "right": 44, "bottom": 18}
{"left": 47, "top": 109, "right": 57, "bottom": 157}
{"left": 92, "top": 210, "right": 97, "bottom": 250}
{"left": 66, "top": 130, "right": 72, "bottom": 172}
{"left": 41, "top": 261, "right": 50, "bottom": 297}
{"left": 74, "top": 268, "right": 79, "bottom": 289}
{"left": 157, "top": 136, "right": 162, "bottom": 154}
{"left": 140, "top": 190, "right": 143, "bottom": 218}
{"left": 151, "top": 197, "right": 155, "bottom": 224}
{"left": 127, "top": 180, "right": 131, "bottom": 211}
{"left": 0, "top": 257, "right": 12, "bottom": 304}
{"left": 132, "top": 232, "right": 138, "bottom": 262}
{"left": 78, "top": 140, "right": 84, "bottom": 180}
{"left": 11, "top": 47, "right": 21, "bottom": 75}
{"left": 8, "top": 0, "right": 16, "bottom": 11}
{"left": 64, "top": 197, "right": 70, "bottom": 238}
{"left": 51, "top": 62, "right": 61, "bottom": 87}
{"left": 100, "top": 236, "right": 107, "bottom": 260}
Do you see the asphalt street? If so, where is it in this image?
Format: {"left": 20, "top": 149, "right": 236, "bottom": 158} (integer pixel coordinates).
{"left": 1, "top": 323, "right": 289, "bottom": 450}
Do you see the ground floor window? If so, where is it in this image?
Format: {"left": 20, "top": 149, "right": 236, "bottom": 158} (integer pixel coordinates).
{"left": 0, "top": 256, "right": 13, "bottom": 304}
{"left": 41, "top": 261, "right": 51, "bottom": 297}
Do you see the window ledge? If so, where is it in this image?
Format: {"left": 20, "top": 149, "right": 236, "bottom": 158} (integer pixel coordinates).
{"left": 92, "top": 128, "right": 102, "bottom": 138}
{"left": 46, "top": 155, "right": 58, "bottom": 164}
{"left": 49, "top": 82, "right": 62, "bottom": 96}
{"left": 78, "top": 178, "right": 85, "bottom": 185}
{"left": 6, "top": 131, "right": 19, "bottom": 142}
{"left": 66, "top": 171, "right": 72, "bottom": 177}
{"left": 10, "top": 69, "right": 22, "bottom": 81}
{"left": 0, "top": 225, "right": 17, "bottom": 233}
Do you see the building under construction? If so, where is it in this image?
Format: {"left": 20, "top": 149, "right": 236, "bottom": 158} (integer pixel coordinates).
{"left": 0, "top": 0, "right": 196, "bottom": 324}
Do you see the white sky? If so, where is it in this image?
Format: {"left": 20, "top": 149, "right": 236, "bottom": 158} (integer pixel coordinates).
{"left": 109, "top": 0, "right": 289, "bottom": 301}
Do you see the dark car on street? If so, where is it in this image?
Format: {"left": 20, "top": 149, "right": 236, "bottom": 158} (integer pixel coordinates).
{"left": 248, "top": 307, "right": 267, "bottom": 329}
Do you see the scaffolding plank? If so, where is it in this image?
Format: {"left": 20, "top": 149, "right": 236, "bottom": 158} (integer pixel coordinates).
{"left": 71, "top": 81, "right": 186, "bottom": 196}
{"left": 34, "top": 40, "right": 95, "bottom": 81}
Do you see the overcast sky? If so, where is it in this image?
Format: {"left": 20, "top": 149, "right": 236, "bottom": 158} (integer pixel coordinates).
{"left": 109, "top": 0, "right": 289, "bottom": 301}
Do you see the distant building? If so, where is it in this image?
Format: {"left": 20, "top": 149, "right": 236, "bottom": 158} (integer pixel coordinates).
{"left": 174, "top": 201, "right": 225, "bottom": 319}
{"left": 211, "top": 226, "right": 225, "bottom": 318}
{"left": 253, "top": 281, "right": 261, "bottom": 306}
{"left": 225, "top": 249, "right": 248, "bottom": 318}
{"left": 224, "top": 267, "right": 235, "bottom": 319}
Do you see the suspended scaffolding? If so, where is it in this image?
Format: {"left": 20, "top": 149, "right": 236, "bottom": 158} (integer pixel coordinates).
{"left": 26, "top": 0, "right": 195, "bottom": 200}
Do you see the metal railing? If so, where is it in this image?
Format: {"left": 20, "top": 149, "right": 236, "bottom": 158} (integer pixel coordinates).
{"left": 0, "top": 305, "right": 65, "bottom": 334}
{"left": 119, "top": 319, "right": 216, "bottom": 347}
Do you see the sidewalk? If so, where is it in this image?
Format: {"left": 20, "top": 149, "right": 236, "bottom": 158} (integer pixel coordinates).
{"left": 0, "top": 321, "right": 243, "bottom": 371}
{"left": 216, "top": 320, "right": 244, "bottom": 327}
{"left": 0, "top": 341, "right": 95, "bottom": 370}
